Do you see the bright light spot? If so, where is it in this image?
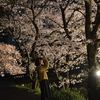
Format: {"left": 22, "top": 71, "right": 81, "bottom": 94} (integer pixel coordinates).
{"left": 96, "top": 70, "right": 100, "bottom": 77}
{"left": 22, "top": 84, "right": 24, "bottom": 86}
{"left": 0, "top": 72, "right": 5, "bottom": 77}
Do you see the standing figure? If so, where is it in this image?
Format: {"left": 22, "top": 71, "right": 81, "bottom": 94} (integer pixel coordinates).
{"left": 35, "top": 55, "right": 51, "bottom": 100}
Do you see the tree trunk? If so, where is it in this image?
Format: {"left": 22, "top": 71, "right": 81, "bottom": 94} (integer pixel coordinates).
{"left": 84, "top": 0, "right": 100, "bottom": 99}
{"left": 30, "top": 19, "right": 39, "bottom": 57}
{"left": 87, "top": 42, "right": 97, "bottom": 100}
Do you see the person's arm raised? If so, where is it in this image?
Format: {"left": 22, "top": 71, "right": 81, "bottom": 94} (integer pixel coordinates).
{"left": 43, "top": 55, "right": 49, "bottom": 69}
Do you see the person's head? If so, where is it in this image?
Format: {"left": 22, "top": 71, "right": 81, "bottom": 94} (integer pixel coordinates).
{"left": 35, "top": 57, "right": 44, "bottom": 67}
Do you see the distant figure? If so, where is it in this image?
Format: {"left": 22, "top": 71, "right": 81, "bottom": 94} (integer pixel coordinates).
{"left": 35, "top": 55, "right": 51, "bottom": 100}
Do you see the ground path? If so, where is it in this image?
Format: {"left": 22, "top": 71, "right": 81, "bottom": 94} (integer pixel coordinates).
{"left": 0, "top": 80, "right": 40, "bottom": 100}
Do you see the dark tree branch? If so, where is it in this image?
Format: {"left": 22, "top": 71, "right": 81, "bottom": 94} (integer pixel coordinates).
{"left": 35, "top": 0, "right": 48, "bottom": 18}
{"left": 47, "top": 17, "right": 63, "bottom": 28}
{"left": 30, "top": 0, "right": 35, "bottom": 19}
{"left": 76, "top": 9, "right": 85, "bottom": 17}
{"left": 63, "top": 0, "right": 70, "bottom": 10}
{"left": 84, "top": 0, "right": 92, "bottom": 39}
{"left": 92, "top": 3, "right": 100, "bottom": 35}
{"left": 66, "top": 9, "right": 76, "bottom": 27}
{"left": 60, "top": 4, "right": 71, "bottom": 39}
{"left": 49, "top": 30, "right": 62, "bottom": 35}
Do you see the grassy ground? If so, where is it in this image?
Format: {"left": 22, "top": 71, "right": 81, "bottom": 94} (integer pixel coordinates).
{"left": 0, "top": 79, "right": 86, "bottom": 100}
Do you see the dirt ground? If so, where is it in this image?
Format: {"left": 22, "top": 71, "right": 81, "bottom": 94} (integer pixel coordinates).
{"left": 0, "top": 85, "right": 40, "bottom": 100}
{"left": 0, "top": 80, "right": 40, "bottom": 100}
